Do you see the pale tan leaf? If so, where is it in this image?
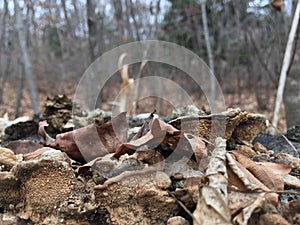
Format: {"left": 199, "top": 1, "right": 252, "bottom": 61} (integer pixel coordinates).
{"left": 283, "top": 174, "right": 300, "bottom": 188}
{"left": 233, "top": 193, "right": 265, "bottom": 225}
{"left": 193, "top": 137, "right": 231, "bottom": 225}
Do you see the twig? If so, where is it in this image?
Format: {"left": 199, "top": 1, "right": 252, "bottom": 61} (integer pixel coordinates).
{"left": 167, "top": 190, "right": 196, "bottom": 221}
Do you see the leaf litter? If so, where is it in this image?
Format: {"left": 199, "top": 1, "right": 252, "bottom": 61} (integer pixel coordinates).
{"left": 0, "top": 96, "right": 299, "bottom": 224}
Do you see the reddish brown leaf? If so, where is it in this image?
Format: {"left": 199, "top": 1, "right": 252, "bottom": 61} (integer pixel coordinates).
{"left": 131, "top": 110, "right": 156, "bottom": 141}
{"left": 231, "top": 151, "right": 291, "bottom": 191}
{"left": 38, "top": 120, "right": 55, "bottom": 145}
{"left": 181, "top": 133, "right": 207, "bottom": 163}
{"left": 43, "top": 112, "right": 127, "bottom": 163}
{"left": 113, "top": 118, "right": 180, "bottom": 158}
{"left": 6, "top": 140, "right": 43, "bottom": 154}
{"left": 24, "top": 147, "right": 55, "bottom": 160}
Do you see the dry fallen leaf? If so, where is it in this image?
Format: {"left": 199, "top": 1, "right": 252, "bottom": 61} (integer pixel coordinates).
{"left": 227, "top": 151, "right": 281, "bottom": 206}
{"left": 131, "top": 109, "right": 156, "bottom": 141}
{"left": 5, "top": 140, "right": 43, "bottom": 155}
{"left": 39, "top": 112, "right": 127, "bottom": 163}
{"left": 231, "top": 151, "right": 291, "bottom": 191}
{"left": 282, "top": 174, "right": 300, "bottom": 188}
{"left": 180, "top": 133, "right": 207, "bottom": 164}
{"left": 113, "top": 118, "right": 180, "bottom": 158}
{"left": 232, "top": 192, "right": 266, "bottom": 225}
{"left": 193, "top": 137, "right": 231, "bottom": 225}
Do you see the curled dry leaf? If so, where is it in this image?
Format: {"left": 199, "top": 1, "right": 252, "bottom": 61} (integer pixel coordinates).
{"left": 232, "top": 193, "right": 266, "bottom": 225}
{"left": 180, "top": 133, "right": 207, "bottom": 164}
{"left": 282, "top": 174, "right": 300, "bottom": 188}
{"left": 131, "top": 109, "right": 156, "bottom": 141}
{"left": 38, "top": 120, "right": 55, "bottom": 145}
{"left": 231, "top": 151, "right": 291, "bottom": 191}
{"left": 113, "top": 118, "right": 180, "bottom": 158}
{"left": 39, "top": 112, "right": 127, "bottom": 163}
{"left": 193, "top": 137, "right": 231, "bottom": 225}
{"left": 226, "top": 152, "right": 260, "bottom": 191}
{"left": 227, "top": 151, "right": 291, "bottom": 206}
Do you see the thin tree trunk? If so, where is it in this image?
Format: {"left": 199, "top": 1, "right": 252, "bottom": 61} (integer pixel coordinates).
{"left": 112, "top": 0, "right": 124, "bottom": 42}
{"left": 14, "top": 0, "right": 39, "bottom": 115}
{"left": 154, "top": 0, "right": 161, "bottom": 38}
{"left": 0, "top": 0, "right": 9, "bottom": 104}
{"left": 129, "top": 0, "right": 141, "bottom": 41}
{"left": 15, "top": 62, "right": 25, "bottom": 118}
{"left": 200, "top": 0, "right": 216, "bottom": 112}
{"left": 87, "top": 0, "right": 98, "bottom": 62}
{"left": 272, "top": 0, "right": 300, "bottom": 132}
{"left": 125, "top": 0, "right": 133, "bottom": 40}
{"left": 61, "top": 0, "right": 73, "bottom": 38}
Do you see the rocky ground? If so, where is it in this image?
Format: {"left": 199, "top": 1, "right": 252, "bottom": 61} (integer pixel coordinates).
{"left": 0, "top": 95, "right": 299, "bottom": 225}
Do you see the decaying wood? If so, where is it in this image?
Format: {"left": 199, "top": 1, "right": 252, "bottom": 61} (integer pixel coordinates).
{"left": 169, "top": 108, "right": 267, "bottom": 142}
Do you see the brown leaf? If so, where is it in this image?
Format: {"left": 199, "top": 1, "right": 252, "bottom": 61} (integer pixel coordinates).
{"left": 38, "top": 120, "right": 55, "bottom": 145}
{"left": 45, "top": 112, "right": 127, "bottom": 163}
{"left": 24, "top": 147, "right": 53, "bottom": 160}
{"left": 227, "top": 151, "right": 285, "bottom": 206}
{"left": 231, "top": 192, "right": 266, "bottom": 225}
{"left": 113, "top": 118, "right": 180, "bottom": 158}
{"left": 193, "top": 137, "right": 231, "bottom": 225}
{"left": 282, "top": 174, "right": 300, "bottom": 188}
{"left": 231, "top": 151, "right": 291, "bottom": 191}
{"left": 181, "top": 133, "right": 207, "bottom": 164}
{"left": 131, "top": 109, "right": 156, "bottom": 141}
{"left": 6, "top": 140, "right": 43, "bottom": 154}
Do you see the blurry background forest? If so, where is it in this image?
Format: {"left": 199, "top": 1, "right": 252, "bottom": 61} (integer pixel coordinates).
{"left": 0, "top": 0, "right": 299, "bottom": 131}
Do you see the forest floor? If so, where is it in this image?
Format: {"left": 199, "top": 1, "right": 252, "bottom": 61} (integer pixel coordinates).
{"left": 0, "top": 83, "right": 299, "bottom": 225}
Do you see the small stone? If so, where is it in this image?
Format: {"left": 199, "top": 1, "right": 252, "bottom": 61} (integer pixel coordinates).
{"left": 167, "top": 216, "right": 189, "bottom": 225}
{"left": 254, "top": 142, "right": 268, "bottom": 153}
{"left": 236, "top": 145, "right": 256, "bottom": 158}
{"left": 173, "top": 172, "right": 184, "bottom": 180}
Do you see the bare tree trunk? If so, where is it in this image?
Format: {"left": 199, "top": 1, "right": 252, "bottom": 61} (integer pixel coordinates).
{"left": 112, "top": 0, "right": 124, "bottom": 42}
{"left": 87, "top": 0, "right": 98, "bottom": 62}
{"left": 125, "top": 0, "right": 133, "bottom": 40}
{"left": 200, "top": 0, "right": 216, "bottom": 112}
{"left": 129, "top": 0, "right": 141, "bottom": 41}
{"left": 61, "top": 0, "right": 73, "bottom": 38}
{"left": 14, "top": 0, "right": 39, "bottom": 115}
{"left": 272, "top": 0, "right": 300, "bottom": 132}
{"left": 15, "top": 61, "right": 25, "bottom": 117}
{"left": 0, "top": 0, "right": 9, "bottom": 104}
{"left": 154, "top": 0, "right": 161, "bottom": 38}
